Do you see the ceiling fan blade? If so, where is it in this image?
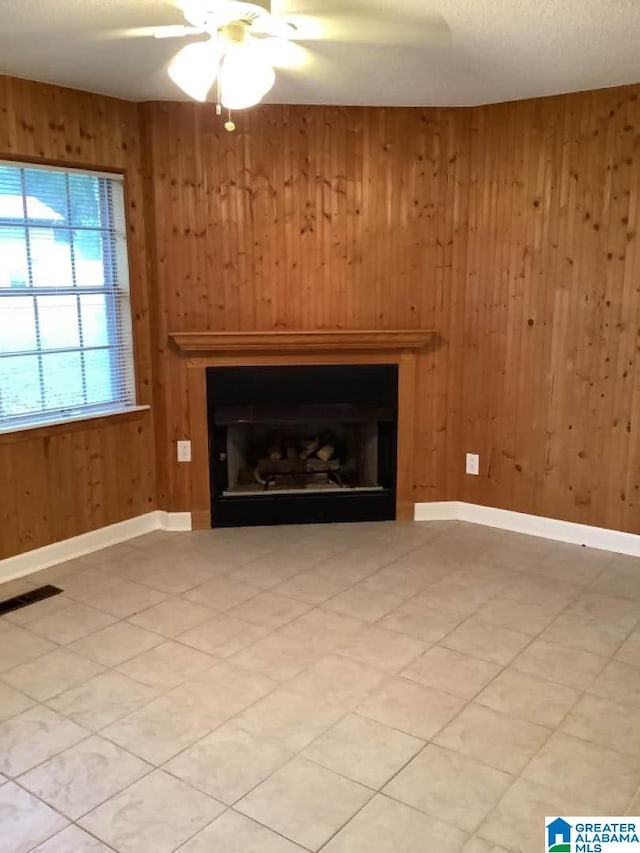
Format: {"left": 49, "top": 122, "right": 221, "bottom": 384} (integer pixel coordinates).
{"left": 250, "top": 36, "right": 311, "bottom": 70}
{"left": 97, "top": 24, "right": 205, "bottom": 41}
{"left": 168, "top": 40, "right": 223, "bottom": 101}
{"left": 285, "top": 12, "right": 451, "bottom": 49}
{"left": 151, "top": 24, "right": 206, "bottom": 39}
{"left": 247, "top": 16, "right": 299, "bottom": 40}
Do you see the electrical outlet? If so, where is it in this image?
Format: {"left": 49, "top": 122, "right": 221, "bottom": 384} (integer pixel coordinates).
{"left": 465, "top": 453, "right": 479, "bottom": 475}
{"left": 177, "top": 440, "right": 191, "bottom": 462}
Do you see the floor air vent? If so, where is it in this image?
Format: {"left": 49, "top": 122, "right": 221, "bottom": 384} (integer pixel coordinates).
{"left": 0, "top": 585, "right": 63, "bottom": 616}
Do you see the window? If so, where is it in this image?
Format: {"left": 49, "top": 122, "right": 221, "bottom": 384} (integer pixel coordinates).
{"left": 0, "top": 161, "right": 136, "bottom": 430}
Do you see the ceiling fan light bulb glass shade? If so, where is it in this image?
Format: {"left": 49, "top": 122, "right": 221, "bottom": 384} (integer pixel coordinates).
{"left": 219, "top": 44, "right": 275, "bottom": 109}
{"left": 168, "top": 41, "right": 221, "bottom": 101}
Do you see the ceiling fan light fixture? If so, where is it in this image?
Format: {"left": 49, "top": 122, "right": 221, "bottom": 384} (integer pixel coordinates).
{"left": 219, "top": 42, "right": 275, "bottom": 109}
{"left": 168, "top": 66, "right": 210, "bottom": 102}
{"left": 168, "top": 41, "right": 221, "bottom": 101}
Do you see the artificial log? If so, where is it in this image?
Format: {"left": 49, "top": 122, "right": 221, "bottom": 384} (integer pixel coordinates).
{"left": 316, "top": 444, "right": 335, "bottom": 462}
{"left": 299, "top": 437, "right": 319, "bottom": 459}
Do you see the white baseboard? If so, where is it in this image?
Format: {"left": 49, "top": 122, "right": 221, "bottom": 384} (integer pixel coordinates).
{"left": 5, "top": 501, "right": 636, "bottom": 589}
{"left": 0, "top": 511, "right": 193, "bottom": 585}
{"left": 414, "top": 501, "right": 464, "bottom": 522}
{"left": 415, "top": 501, "right": 640, "bottom": 557}
{"left": 156, "top": 511, "right": 192, "bottom": 532}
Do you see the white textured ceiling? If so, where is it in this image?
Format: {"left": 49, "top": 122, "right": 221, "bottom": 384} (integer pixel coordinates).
{"left": 0, "top": 0, "right": 640, "bottom": 106}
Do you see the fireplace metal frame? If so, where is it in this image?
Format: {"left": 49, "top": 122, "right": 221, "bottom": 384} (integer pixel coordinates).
{"left": 207, "top": 364, "right": 398, "bottom": 527}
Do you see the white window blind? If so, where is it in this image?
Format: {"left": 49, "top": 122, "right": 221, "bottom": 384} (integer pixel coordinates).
{"left": 0, "top": 161, "right": 137, "bottom": 430}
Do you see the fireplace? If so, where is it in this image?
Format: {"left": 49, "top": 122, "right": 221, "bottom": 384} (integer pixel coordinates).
{"left": 207, "top": 364, "right": 398, "bottom": 526}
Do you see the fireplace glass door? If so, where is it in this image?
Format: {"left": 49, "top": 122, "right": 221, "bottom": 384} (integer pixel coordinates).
{"left": 207, "top": 365, "right": 398, "bottom": 527}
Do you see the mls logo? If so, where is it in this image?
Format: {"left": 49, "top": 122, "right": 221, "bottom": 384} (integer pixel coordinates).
{"left": 547, "top": 817, "right": 572, "bottom": 852}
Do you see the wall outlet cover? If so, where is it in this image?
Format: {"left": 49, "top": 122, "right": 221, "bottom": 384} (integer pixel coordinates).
{"left": 466, "top": 453, "right": 479, "bottom": 475}
{"left": 177, "top": 440, "right": 191, "bottom": 462}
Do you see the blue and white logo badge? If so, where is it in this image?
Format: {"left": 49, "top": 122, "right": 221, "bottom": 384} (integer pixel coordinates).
{"left": 547, "top": 817, "right": 572, "bottom": 852}
{"left": 546, "top": 817, "right": 640, "bottom": 852}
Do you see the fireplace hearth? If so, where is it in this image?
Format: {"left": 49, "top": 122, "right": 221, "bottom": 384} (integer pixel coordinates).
{"left": 207, "top": 364, "right": 398, "bottom": 527}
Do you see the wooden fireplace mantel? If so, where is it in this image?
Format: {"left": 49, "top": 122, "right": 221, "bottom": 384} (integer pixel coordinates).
{"left": 171, "top": 329, "right": 434, "bottom": 529}
{"left": 169, "top": 329, "right": 434, "bottom": 355}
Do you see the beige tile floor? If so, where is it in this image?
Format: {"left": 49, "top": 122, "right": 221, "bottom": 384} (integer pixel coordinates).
{"left": 0, "top": 520, "right": 639, "bottom": 852}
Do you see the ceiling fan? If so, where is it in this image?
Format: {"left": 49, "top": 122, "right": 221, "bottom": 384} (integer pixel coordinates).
{"left": 150, "top": 1, "right": 295, "bottom": 114}
{"left": 116, "top": 0, "right": 450, "bottom": 128}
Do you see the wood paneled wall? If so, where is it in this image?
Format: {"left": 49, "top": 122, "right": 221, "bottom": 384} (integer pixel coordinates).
{"left": 146, "top": 88, "right": 640, "bottom": 534}
{"left": 462, "top": 86, "right": 640, "bottom": 534}
{"left": 0, "top": 76, "right": 156, "bottom": 559}
{"left": 142, "top": 103, "right": 470, "bottom": 512}
{"left": 3, "top": 73, "right": 640, "bottom": 555}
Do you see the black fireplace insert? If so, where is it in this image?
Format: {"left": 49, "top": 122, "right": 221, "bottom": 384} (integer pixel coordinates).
{"left": 207, "top": 364, "right": 398, "bottom": 527}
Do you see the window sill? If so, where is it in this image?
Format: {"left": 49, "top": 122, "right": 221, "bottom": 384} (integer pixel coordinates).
{"left": 0, "top": 405, "right": 151, "bottom": 443}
